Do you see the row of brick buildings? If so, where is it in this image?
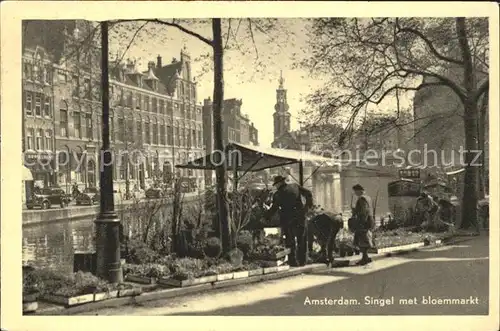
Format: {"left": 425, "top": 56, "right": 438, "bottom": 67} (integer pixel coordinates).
{"left": 22, "top": 20, "right": 259, "bottom": 195}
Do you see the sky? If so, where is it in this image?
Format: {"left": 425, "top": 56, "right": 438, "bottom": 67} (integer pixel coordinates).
{"left": 108, "top": 19, "right": 413, "bottom": 148}
{"left": 108, "top": 19, "right": 324, "bottom": 148}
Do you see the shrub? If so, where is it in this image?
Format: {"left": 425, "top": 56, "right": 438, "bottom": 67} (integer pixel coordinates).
{"left": 236, "top": 231, "right": 254, "bottom": 257}
{"left": 203, "top": 237, "right": 222, "bottom": 258}
{"left": 227, "top": 248, "right": 244, "bottom": 267}
{"left": 127, "top": 239, "right": 159, "bottom": 264}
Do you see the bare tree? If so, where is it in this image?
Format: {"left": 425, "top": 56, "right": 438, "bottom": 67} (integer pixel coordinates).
{"left": 105, "top": 18, "right": 290, "bottom": 253}
{"left": 299, "top": 18, "right": 489, "bottom": 230}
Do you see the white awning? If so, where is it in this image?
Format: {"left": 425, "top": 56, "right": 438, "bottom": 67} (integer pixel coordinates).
{"left": 176, "top": 142, "right": 340, "bottom": 172}
{"left": 23, "top": 166, "right": 33, "bottom": 181}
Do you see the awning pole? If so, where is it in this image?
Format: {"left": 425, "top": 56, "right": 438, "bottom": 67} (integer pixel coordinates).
{"left": 236, "top": 155, "right": 263, "bottom": 182}
{"left": 299, "top": 161, "right": 304, "bottom": 186}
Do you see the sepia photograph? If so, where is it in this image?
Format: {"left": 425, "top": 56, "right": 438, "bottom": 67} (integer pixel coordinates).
{"left": 1, "top": 1, "right": 499, "bottom": 331}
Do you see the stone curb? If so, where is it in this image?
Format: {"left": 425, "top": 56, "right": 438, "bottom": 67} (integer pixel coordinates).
{"left": 329, "top": 235, "right": 478, "bottom": 268}
{"left": 33, "top": 264, "right": 328, "bottom": 315}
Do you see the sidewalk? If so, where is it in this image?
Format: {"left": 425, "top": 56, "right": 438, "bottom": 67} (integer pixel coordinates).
{"left": 32, "top": 232, "right": 487, "bottom": 315}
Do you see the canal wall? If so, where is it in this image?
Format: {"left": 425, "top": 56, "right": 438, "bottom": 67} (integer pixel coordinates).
{"left": 23, "top": 194, "right": 202, "bottom": 226}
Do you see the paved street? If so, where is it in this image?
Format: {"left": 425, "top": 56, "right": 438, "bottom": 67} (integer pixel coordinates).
{"left": 78, "top": 236, "right": 489, "bottom": 316}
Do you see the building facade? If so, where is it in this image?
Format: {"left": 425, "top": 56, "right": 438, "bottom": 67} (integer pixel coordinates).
{"left": 201, "top": 98, "right": 260, "bottom": 186}
{"left": 22, "top": 20, "right": 205, "bottom": 194}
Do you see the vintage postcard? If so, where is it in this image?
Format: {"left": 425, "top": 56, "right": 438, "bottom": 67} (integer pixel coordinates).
{"left": 1, "top": 1, "right": 498, "bottom": 331}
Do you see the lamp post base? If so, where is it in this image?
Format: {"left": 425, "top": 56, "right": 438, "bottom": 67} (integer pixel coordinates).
{"left": 95, "top": 214, "right": 123, "bottom": 284}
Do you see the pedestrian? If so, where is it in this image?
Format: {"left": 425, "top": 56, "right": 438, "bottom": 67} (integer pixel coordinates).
{"left": 351, "top": 184, "right": 375, "bottom": 266}
{"left": 264, "top": 175, "right": 313, "bottom": 267}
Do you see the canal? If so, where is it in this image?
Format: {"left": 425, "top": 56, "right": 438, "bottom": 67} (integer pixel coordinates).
{"left": 22, "top": 215, "right": 279, "bottom": 274}
{"left": 23, "top": 217, "right": 97, "bottom": 274}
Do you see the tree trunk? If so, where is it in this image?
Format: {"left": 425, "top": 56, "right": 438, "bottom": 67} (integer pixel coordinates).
{"left": 456, "top": 18, "right": 479, "bottom": 231}
{"left": 477, "top": 90, "right": 488, "bottom": 199}
{"left": 212, "top": 19, "right": 230, "bottom": 253}
{"left": 460, "top": 101, "right": 479, "bottom": 230}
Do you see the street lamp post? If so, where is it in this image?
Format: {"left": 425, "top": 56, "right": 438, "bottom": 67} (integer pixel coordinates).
{"left": 94, "top": 20, "right": 123, "bottom": 284}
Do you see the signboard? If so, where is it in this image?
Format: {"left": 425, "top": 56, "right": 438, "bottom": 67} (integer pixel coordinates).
{"left": 399, "top": 169, "right": 420, "bottom": 180}
{"left": 388, "top": 180, "right": 421, "bottom": 197}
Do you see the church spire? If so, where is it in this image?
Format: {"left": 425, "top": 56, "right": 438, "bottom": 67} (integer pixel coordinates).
{"left": 279, "top": 70, "right": 284, "bottom": 89}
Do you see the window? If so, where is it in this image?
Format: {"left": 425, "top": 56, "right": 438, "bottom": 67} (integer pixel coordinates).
{"left": 167, "top": 124, "right": 172, "bottom": 145}
{"left": 35, "top": 129, "right": 43, "bottom": 150}
{"left": 136, "top": 94, "right": 142, "bottom": 109}
{"left": 73, "top": 111, "right": 81, "bottom": 138}
{"left": 83, "top": 78, "right": 91, "bottom": 99}
{"left": 60, "top": 107, "right": 68, "bottom": 137}
{"left": 96, "top": 117, "right": 101, "bottom": 142}
{"left": 86, "top": 113, "right": 93, "bottom": 139}
{"left": 92, "top": 81, "right": 101, "bottom": 101}
{"left": 145, "top": 96, "right": 150, "bottom": 112}
{"left": 152, "top": 97, "right": 157, "bottom": 113}
{"left": 45, "top": 130, "right": 52, "bottom": 150}
{"left": 24, "top": 62, "right": 33, "bottom": 80}
{"left": 109, "top": 111, "right": 114, "bottom": 141}
{"left": 180, "top": 128, "right": 185, "bottom": 147}
{"left": 33, "top": 62, "right": 40, "bottom": 82}
{"left": 58, "top": 72, "right": 67, "bottom": 83}
{"left": 167, "top": 101, "right": 173, "bottom": 116}
{"left": 160, "top": 123, "right": 166, "bottom": 145}
{"left": 187, "top": 128, "right": 192, "bottom": 148}
{"left": 174, "top": 126, "right": 179, "bottom": 146}
{"left": 198, "top": 129, "right": 202, "bottom": 147}
{"left": 72, "top": 75, "right": 79, "bottom": 97}
{"left": 25, "top": 92, "right": 33, "bottom": 115}
{"left": 120, "top": 155, "right": 126, "bottom": 180}
{"left": 118, "top": 117, "right": 125, "bottom": 141}
{"left": 44, "top": 96, "right": 51, "bottom": 117}
{"left": 127, "top": 119, "right": 134, "bottom": 142}
{"left": 26, "top": 128, "right": 34, "bottom": 150}
{"left": 136, "top": 120, "right": 142, "bottom": 143}
{"left": 127, "top": 92, "right": 133, "bottom": 107}
{"left": 192, "top": 129, "right": 196, "bottom": 148}
{"left": 145, "top": 118, "right": 151, "bottom": 144}
{"left": 181, "top": 104, "right": 186, "bottom": 119}
{"left": 159, "top": 99, "right": 165, "bottom": 115}
{"left": 35, "top": 94, "right": 42, "bottom": 116}
{"left": 45, "top": 65, "right": 52, "bottom": 84}
{"left": 153, "top": 120, "right": 158, "bottom": 145}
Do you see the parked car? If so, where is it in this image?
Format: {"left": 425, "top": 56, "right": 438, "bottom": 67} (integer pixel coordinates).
{"left": 26, "top": 187, "right": 72, "bottom": 210}
{"left": 76, "top": 187, "right": 100, "bottom": 205}
{"left": 145, "top": 187, "right": 164, "bottom": 199}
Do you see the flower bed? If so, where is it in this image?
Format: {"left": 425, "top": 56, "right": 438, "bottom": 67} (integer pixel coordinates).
{"left": 22, "top": 268, "right": 121, "bottom": 307}
{"left": 373, "top": 230, "right": 447, "bottom": 248}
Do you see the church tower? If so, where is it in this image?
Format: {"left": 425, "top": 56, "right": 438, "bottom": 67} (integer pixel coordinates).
{"left": 273, "top": 70, "right": 291, "bottom": 142}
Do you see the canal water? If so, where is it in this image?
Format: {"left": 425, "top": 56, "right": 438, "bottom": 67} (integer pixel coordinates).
{"left": 22, "top": 209, "right": 280, "bottom": 274}
{"left": 23, "top": 218, "right": 97, "bottom": 274}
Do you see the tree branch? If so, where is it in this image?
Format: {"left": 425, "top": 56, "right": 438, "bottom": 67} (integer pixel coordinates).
{"left": 111, "top": 19, "right": 213, "bottom": 46}
{"left": 473, "top": 78, "right": 489, "bottom": 103}
{"left": 397, "top": 26, "right": 464, "bottom": 65}
{"left": 114, "top": 21, "right": 149, "bottom": 70}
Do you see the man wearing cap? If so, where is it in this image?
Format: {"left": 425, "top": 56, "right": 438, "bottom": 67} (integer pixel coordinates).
{"left": 351, "top": 184, "right": 375, "bottom": 265}
{"left": 264, "top": 175, "right": 313, "bottom": 266}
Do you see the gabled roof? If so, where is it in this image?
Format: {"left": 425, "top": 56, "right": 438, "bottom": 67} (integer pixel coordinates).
{"left": 154, "top": 61, "right": 182, "bottom": 86}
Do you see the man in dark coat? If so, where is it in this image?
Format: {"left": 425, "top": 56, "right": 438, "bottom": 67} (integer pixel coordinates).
{"left": 351, "top": 184, "right": 375, "bottom": 265}
{"left": 264, "top": 175, "right": 313, "bottom": 266}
